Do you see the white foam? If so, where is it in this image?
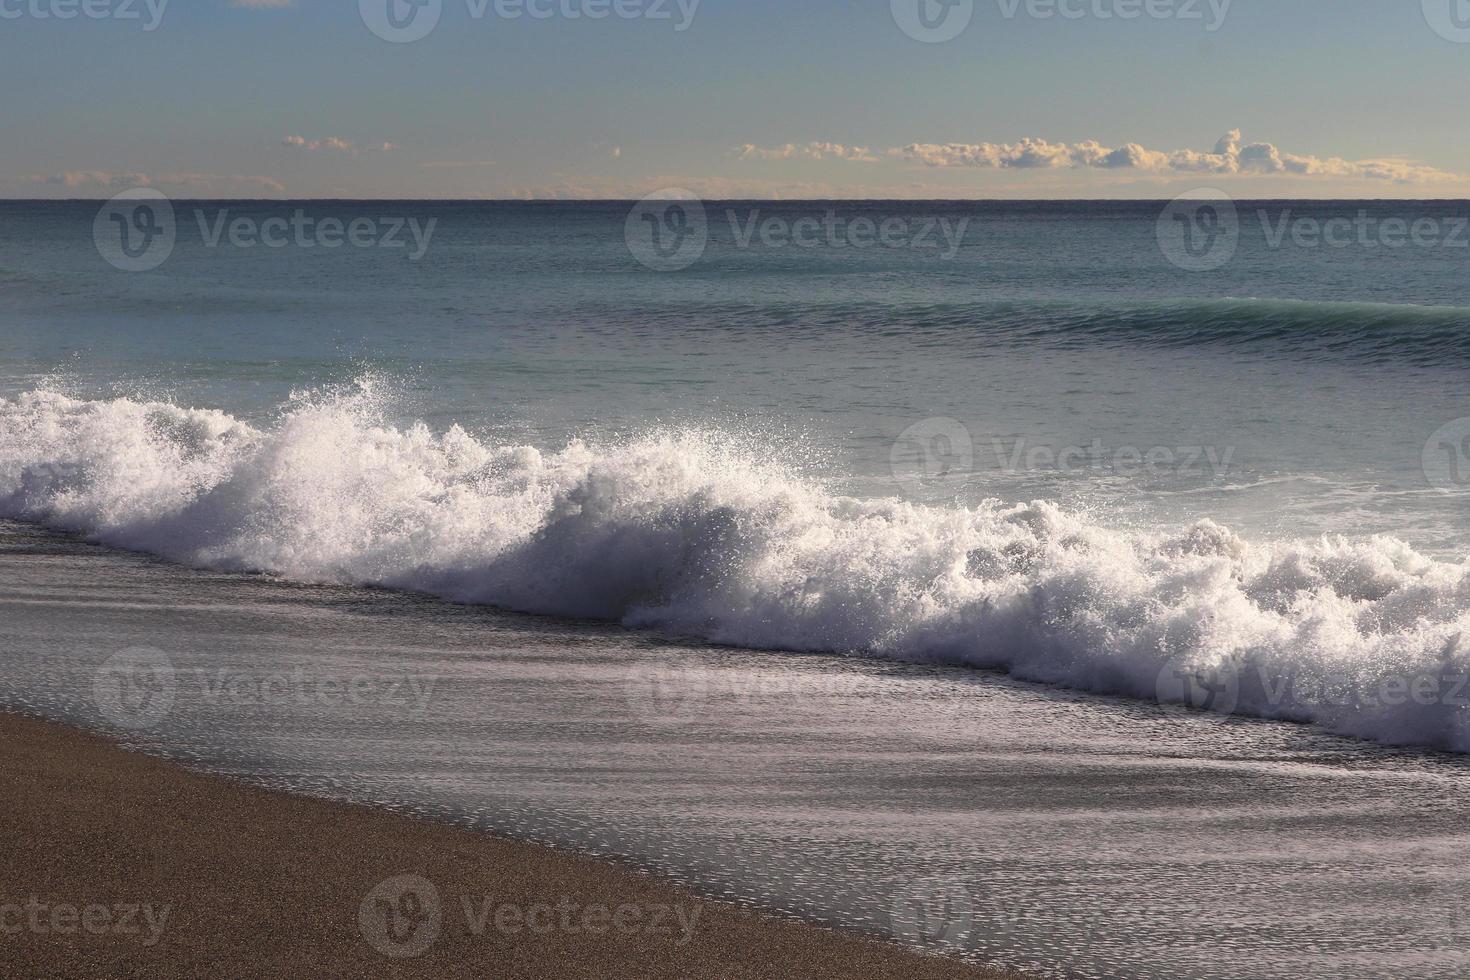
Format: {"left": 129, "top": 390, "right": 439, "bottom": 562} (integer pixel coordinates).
{"left": 3, "top": 384, "right": 1468, "bottom": 750}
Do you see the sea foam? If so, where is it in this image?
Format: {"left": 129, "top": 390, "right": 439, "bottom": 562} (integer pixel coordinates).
{"left": 3, "top": 384, "right": 1468, "bottom": 750}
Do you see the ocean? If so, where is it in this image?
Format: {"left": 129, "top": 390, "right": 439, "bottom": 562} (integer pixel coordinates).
{"left": 3, "top": 199, "right": 1470, "bottom": 977}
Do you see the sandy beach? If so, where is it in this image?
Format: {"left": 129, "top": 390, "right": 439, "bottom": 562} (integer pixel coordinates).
{"left": 0, "top": 711, "right": 1015, "bottom": 978}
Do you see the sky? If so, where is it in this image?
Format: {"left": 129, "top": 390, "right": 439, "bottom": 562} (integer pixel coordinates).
{"left": 4, "top": 0, "right": 1470, "bottom": 199}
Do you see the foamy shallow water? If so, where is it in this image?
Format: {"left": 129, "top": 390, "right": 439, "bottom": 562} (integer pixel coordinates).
{"left": 4, "top": 386, "right": 1470, "bottom": 753}
{"left": 4, "top": 520, "right": 1470, "bottom": 980}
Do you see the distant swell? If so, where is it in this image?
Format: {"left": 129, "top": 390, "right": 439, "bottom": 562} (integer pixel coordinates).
{"left": 604, "top": 297, "right": 1470, "bottom": 366}
{"left": 3, "top": 383, "right": 1469, "bottom": 751}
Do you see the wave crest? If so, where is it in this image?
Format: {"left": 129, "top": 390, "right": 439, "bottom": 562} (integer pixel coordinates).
{"left": 3, "top": 385, "right": 1469, "bottom": 750}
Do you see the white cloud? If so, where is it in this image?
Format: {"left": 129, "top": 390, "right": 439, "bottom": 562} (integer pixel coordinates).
{"left": 282, "top": 136, "right": 397, "bottom": 156}
{"left": 506, "top": 174, "right": 975, "bottom": 200}
{"left": 25, "top": 171, "right": 288, "bottom": 194}
{"left": 421, "top": 159, "right": 497, "bottom": 170}
{"left": 737, "top": 142, "right": 880, "bottom": 163}
{"left": 283, "top": 136, "right": 355, "bottom": 153}
{"left": 890, "top": 131, "right": 1458, "bottom": 184}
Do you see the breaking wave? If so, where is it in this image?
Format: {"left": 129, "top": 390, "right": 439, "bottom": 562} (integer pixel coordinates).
{"left": 3, "top": 382, "right": 1468, "bottom": 750}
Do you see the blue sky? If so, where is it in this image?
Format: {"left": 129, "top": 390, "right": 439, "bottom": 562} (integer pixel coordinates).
{"left": 3, "top": 0, "right": 1469, "bottom": 198}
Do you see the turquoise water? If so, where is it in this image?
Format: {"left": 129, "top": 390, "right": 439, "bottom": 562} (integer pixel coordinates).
{"left": 3, "top": 200, "right": 1466, "bottom": 541}
{"left": 5, "top": 199, "right": 1470, "bottom": 977}
{"left": 2, "top": 199, "right": 1469, "bottom": 751}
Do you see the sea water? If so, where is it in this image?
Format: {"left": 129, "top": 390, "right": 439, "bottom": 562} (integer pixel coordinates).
{"left": 2, "top": 199, "right": 1470, "bottom": 977}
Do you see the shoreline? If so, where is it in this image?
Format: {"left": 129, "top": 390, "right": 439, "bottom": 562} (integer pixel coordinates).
{"left": 0, "top": 711, "right": 1021, "bottom": 978}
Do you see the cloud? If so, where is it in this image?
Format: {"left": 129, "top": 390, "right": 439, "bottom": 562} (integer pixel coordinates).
{"left": 889, "top": 131, "right": 1458, "bottom": 184}
{"left": 508, "top": 175, "right": 847, "bottom": 199}
{"left": 26, "top": 171, "right": 287, "bottom": 194}
{"left": 737, "top": 142, "right": 880, "bottom": 163}
{"left": 283, "top": 136, "right": 354, "bottom": 153}
{"left": 41, "top": 171, "right": 152, "bottom": 189}
{"left": 282, "top": 136, "right": 397, "bottom": 156}
{"left": 504, "top": 173, "right": 980, "bottom": 200}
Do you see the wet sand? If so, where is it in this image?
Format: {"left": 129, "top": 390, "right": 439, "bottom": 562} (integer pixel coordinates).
{"left": 0, "top": 711, "right": 1014, "bottom": 979}
{"left": 6, "top": 519, "right": 1470, "bottom": 978}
